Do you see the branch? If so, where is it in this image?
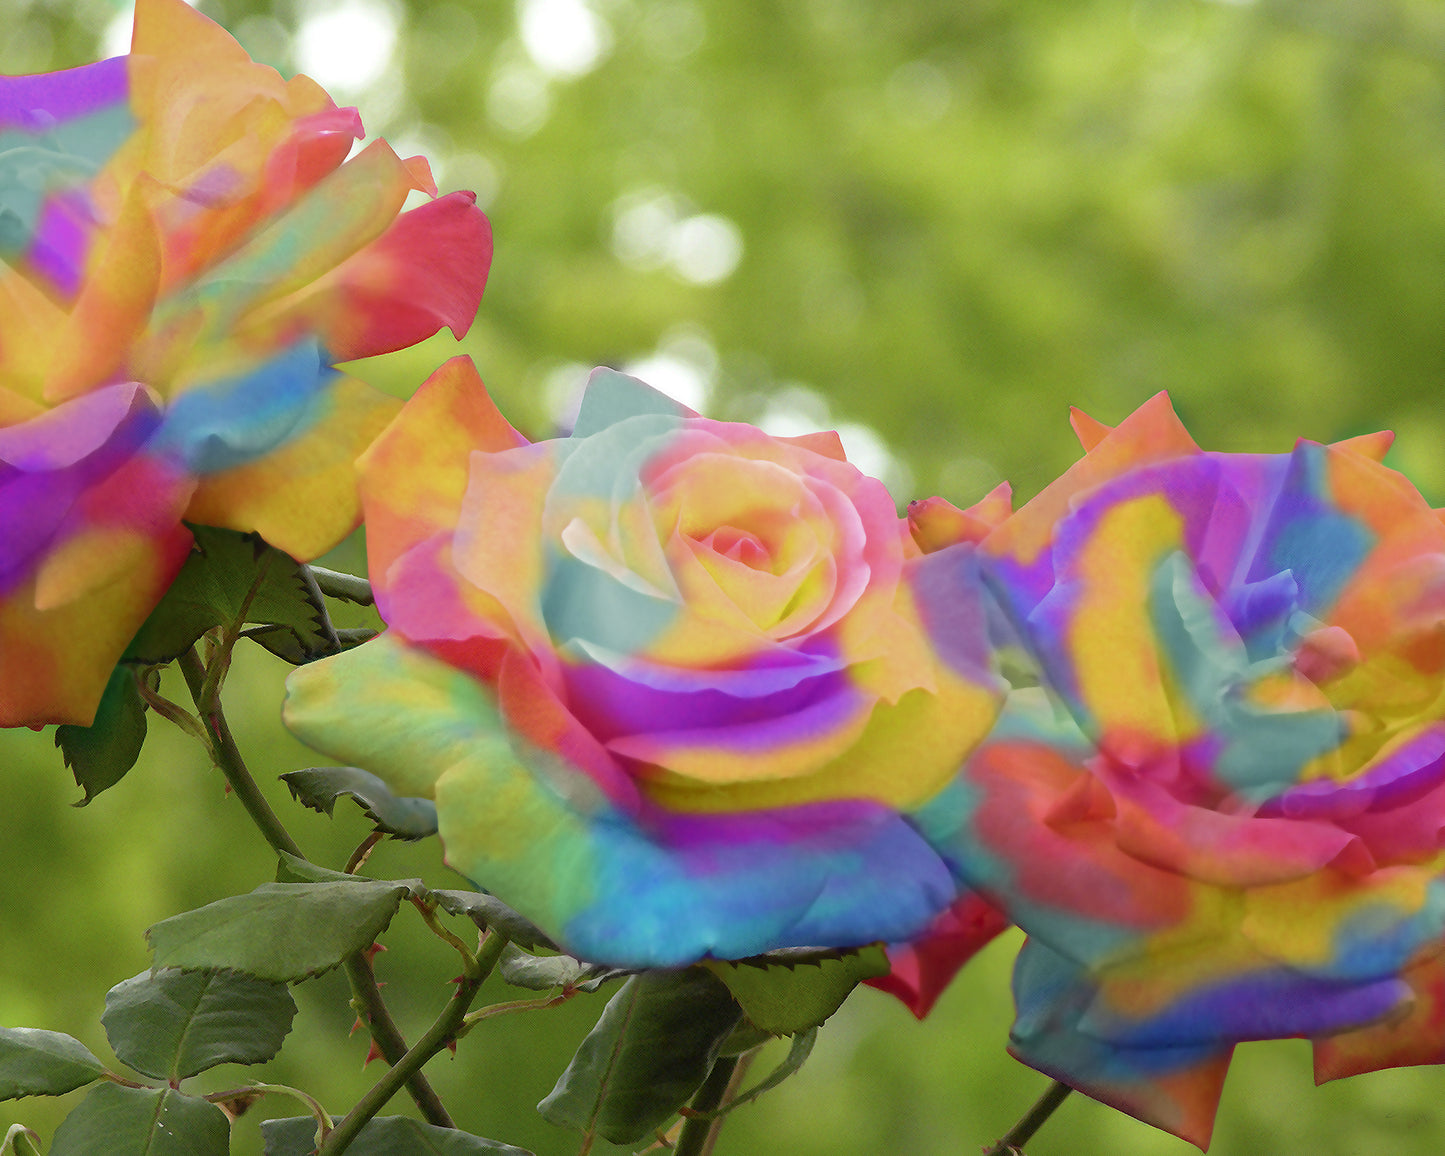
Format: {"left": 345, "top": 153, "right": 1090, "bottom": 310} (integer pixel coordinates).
{"left": 342, "top": 951, "right": 455, "bottom": 1129}
{"left": 179, "top": 648, "right": 302, "bottom": 860}
{"left": 320, "top": 931, "right": 511, "bottom": 1155}
{"left": 672, "top": 1051, "right": 750, "bottom": 1156}
{"left": 984, "top": 1080, "right": 1073, "bottom": 1156}
{"left": 178, "top": 647, "right": 453, "bottom": 1128}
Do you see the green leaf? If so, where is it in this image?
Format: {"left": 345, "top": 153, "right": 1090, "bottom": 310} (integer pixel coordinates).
{"left": 496, "top": 945, "right": 627, "bottom": 994}
{"left": 703, "top": 945, "right": 889, "bottom": 1035}
{"left": 429, "top": 891, "right": 557, "bottom": 953}
{"left": 125, "top": 526, "right": 336, "bottom": 666}
{"left": 261, "top": 1116, "right": 534, "bottom": 1155}
{"left": 279, "top": 767, "right": 438, "bottom": 839}
{"left": 716, "top": 1021, "right": 773, "bottom": 1057}
{"left": 102, "top": 968, "right": 296, "bottom": 1081}
{"left": 723, "top": 1028, "right": 817, "bottom": 1113}
{"left": 273, "top": 853, "right": 427, "bottom": 897}
{"left": 49, "top": 1084, "right": 228, "bottom": 1156}
{"left": 537, "top": 968, "right": 741, "bottom": 1145}
{"left": 55, "top": 664, "right": 148, "bottom": 804}
{"left": 273, "top": 854, "right": 356, "bottom": 886}
{"left": 0, "top": 1027, "right": 105, "bottom": 1100}
{"left": 147, "top": 882, "right": 408, "bottom": 982}
{"left": 2, "top": 1125, "right": 42, "bottom": 1156}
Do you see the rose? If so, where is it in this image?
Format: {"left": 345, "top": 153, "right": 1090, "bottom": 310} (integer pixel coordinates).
{"left": 0, "top": 0, "right": 492, "bottom": 725}
{"left": 912, "top": 393, "right": 1445, "bottom": 1147}
{"left": 283, "top": 358, "right": 1004, "bottom": 966}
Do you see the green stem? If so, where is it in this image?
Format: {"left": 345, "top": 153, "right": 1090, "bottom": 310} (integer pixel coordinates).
{"left": 295, "top": 565, "right": 346, "bottom": 644}
{"left": 342, "top": 952, "right": 455, "bottom": 1129}
{"left": 411, "top": 897, "right": 480, "bottom": 969}
{"left": 178, "top": 647, "right": 453, "bottom": 1129}
{"left": 984, "top": 1080, "right": 1073, "bottom": 1156}
{"left": 305, "top": 564, "right": 375, "bottom": 607}
{"left": 179, "top": 648, "right": 302, "bottom": 860}
{"left": 673, "top": 1054, "right": 743, "bottom": 1156}
{"left": 458, "top": 990, "right": 576, "bottom": 1035}
{"left": 320, "top": 931, "right": 510, "bottom": 1156}
{"left": 207, "top": 1082, "right": 333, "bottom": 1136}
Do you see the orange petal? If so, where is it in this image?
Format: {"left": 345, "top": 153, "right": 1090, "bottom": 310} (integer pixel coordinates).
{"left": 0, "top": 524, "right": 193, "bottom": 727}
{"left": 907, "top": 483, "right": 1013, "bottom": 553}
{"left": 1332, "top": 429, "right": 1395, "bottom": 463}
{"left": 1069, "top": 406, "right": 1114, "bottom": 451}
{"left": 130, "top": 0, "right": 251, "bottom": 62}
{"left": 358, "top": 356, "right": 528, "bottom": 581}
{"left": 987, "top": 392, "right": 1199, "bottom": 567}
{"left": 777, "top": 430, "right": 847, "bottom": 462}
{"left": 1314, "top": 953, "right": 1445, "bottom": 1082}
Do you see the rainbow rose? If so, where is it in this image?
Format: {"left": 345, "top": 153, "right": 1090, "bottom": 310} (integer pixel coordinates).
{"left": 0, "top": 0, "right": 491, "bottom": 726}
{"left": 284, "top": 358, "right": 1003, "bottom": 965}
{"left": 913, "top": 394, "right": 1445, "bottom": 1147}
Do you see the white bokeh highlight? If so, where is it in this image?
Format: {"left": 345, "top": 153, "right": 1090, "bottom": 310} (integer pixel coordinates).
{"left": 611, "top": 189, "right": 744, "bottom": 285}
{"left": 294, "top": 0, "right": 400, "bottom": 96}
{"left": 519, "top": 0, "right": 612, "bottom": 77}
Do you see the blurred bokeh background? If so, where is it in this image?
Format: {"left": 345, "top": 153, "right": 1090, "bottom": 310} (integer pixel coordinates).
{"left": 5, "top": 0, "right": 1445, "bottom": 1152}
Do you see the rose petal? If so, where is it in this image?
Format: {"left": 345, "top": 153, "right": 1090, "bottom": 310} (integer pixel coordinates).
{"left": 1009, "top": 938, "right": 1232, "bottom": 1151}
{"left": 868, "top": 890, "right": 1012, "bottom": 1019}
{"left": 286, "top": 634, "right": 959, "bottom": 966}
{"left": 1314, "top": 952, "right": 1445, "bottom": 1081}
{"left": 180, "top": 373, "right": 401, "bottom": 560}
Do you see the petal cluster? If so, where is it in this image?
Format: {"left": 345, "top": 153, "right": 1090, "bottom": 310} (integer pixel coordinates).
{"left": 0, "top": 0, "right": 492, "bottom": 725}
{"left": 914, "top": 394, "right": 1445, "bottom": 1147}
{"left": 285, "top": 358, "right": 1005, "bottom": 966}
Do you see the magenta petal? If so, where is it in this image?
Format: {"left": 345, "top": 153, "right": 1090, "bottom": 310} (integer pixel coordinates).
{"left": 0, "top": 57, "right": 128, "bottom": 131}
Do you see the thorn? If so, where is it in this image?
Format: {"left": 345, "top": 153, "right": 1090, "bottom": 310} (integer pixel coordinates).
{"left": 446, "top": 1039, "right": 457, "bottom": 1056}
{"left": 363, "top": 1040, "right": 384, "bottom": 1067}
{"left": 349, "top": 1016, "right": 365, "bottom": 1037}
{"left": 364, "top": 942, "right": 387, "bottom": 964}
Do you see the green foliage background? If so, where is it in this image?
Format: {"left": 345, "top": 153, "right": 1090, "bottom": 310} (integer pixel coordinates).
{"left": 4, "top": 0, "right": 1445, "bottom": 1152}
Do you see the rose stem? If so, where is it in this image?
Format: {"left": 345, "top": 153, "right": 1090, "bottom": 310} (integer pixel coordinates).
{"left": 177, "top": 647, "right": 455, "bottom": 1129}
{"left": 319, "top": 929, "right": 510, "bottom": 1156}
{"left": 673, "top": 1052, "right": 748, "bottom": 1156}
{"left": 984, "top": 1080, "right": 1073, "bottom": 1156}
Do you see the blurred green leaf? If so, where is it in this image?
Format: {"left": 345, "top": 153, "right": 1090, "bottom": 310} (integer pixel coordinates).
{"left": 102, "top": 968, "right": 296, "bottom": 1081}
{"left": 2, "top": 1125, "right": 41, "bottom": 1156}
{"left": 704, "top": 945, "right": 889, "bottom": 1035}
{"left": 273, "top": 852, "right": 430, "bottom": 901}
{"left": 724, "top": 1028, "right": 817, "bottom": 1113}
{"left": 146, "top": 882, "right": 408, "bottom": 982}
{"left": 430, "top": 890, "right": 558, "bottom": 953}
{"left": 496, "top": 945, "right": 627, "bottom": 993}
{"left": 537, "top": 968, "right": 741, "bottom": 1144}
{"left": 261, "top": 1116, "right": 534, "bottom": 1155}
{"left": 273, "top": 853, "right": 356, "bottom": 886}
{"left": 49, "top": 1084, "right": 227, "bottom": 1156}
{"left": 55, "top": 664, "right": 147, "bottom": 805}
{"left": 716, "top": 1021, "right": 773, "bottom": 1058}
{"left": 0, "top": 1028, "right": 104, "bottom": 1100}
{"left": 125, "top": 526, "right": 336, "bottom": 666}
{"left": 279, "top": 766, "right": 438, "bottom": 839}
{"left": 497, "top": 945, "right": 588, "bottom": 992}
